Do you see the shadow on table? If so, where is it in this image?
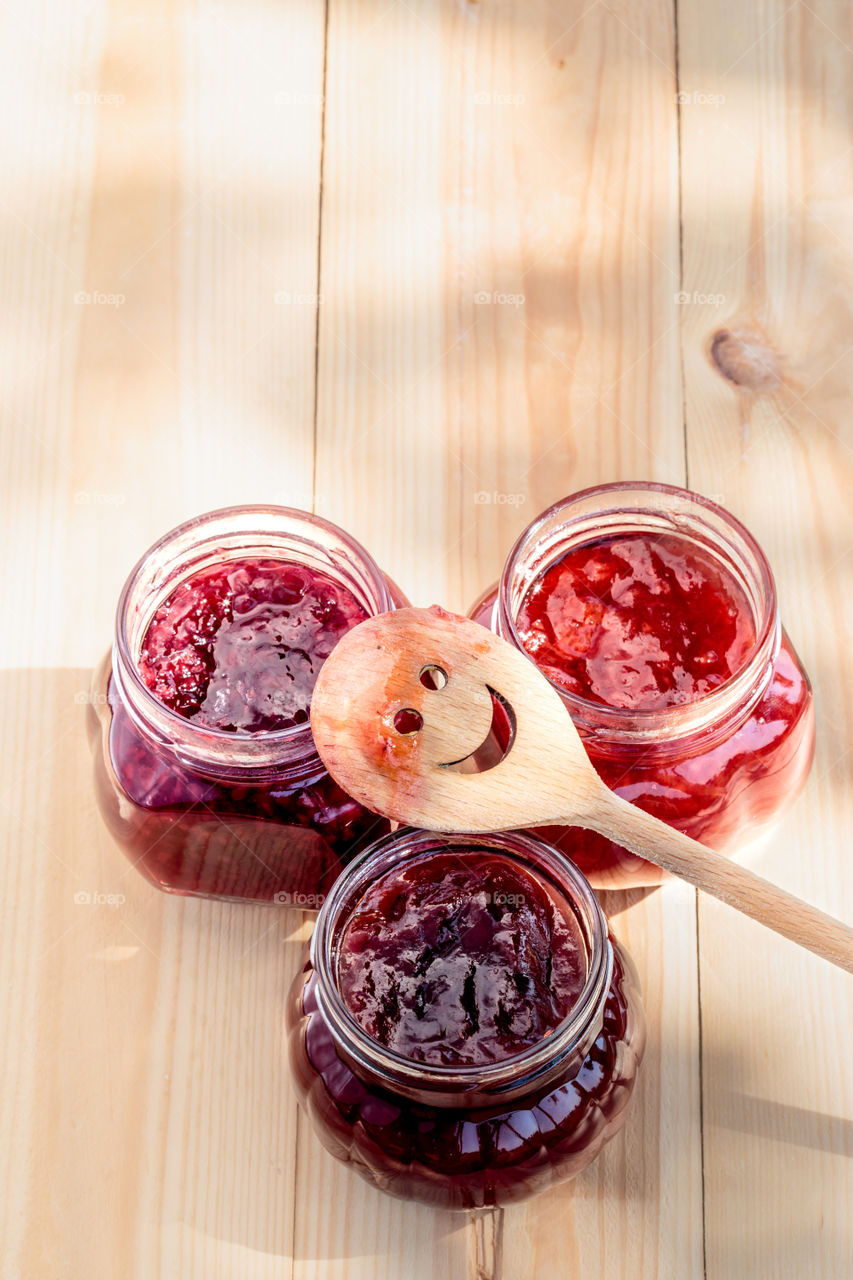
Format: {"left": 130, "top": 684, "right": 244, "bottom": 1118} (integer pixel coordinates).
{"left": 712, "top": 1091, "right": 853, "bottom": 1159}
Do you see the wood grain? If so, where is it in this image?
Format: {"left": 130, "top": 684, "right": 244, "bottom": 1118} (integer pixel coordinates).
{"left": 0, "top": 0, "right": 849, "bottom": 1276}
{"left": 0, "top": 2, "right": 326, "bottom": 1278}
{"left": 0, "top": 673, "right": 311, "bottom": 1279}
{"left": 314, "top": 0, "right": 688, "bottom": 613}
{"left": 678, "top": 0, "right": 853, "bottom": 1274}
{"left": 312, "top": 4, "right": 700, "bottom": 1278}
{"left": 0, "top": 0, "right": 327, "bottom": 670}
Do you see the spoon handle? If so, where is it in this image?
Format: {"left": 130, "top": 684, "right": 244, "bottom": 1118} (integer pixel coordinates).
{"left": 571, "top": 793, "right": 853, "bottom": 973}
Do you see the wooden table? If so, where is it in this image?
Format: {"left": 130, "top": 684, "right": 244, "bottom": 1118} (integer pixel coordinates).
{"left": 1, "top": 2, "right": 851, "bottom": 1276}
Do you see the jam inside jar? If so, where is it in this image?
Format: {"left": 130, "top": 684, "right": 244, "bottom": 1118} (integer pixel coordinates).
{"left": 286, "top": 829, "right": 645, "bottom": 1210}
{"left": 469, "top": 483, "right": 815, "bottom": 889}
{"left": 87, "top": 506, "right": 408, "bottom": 904}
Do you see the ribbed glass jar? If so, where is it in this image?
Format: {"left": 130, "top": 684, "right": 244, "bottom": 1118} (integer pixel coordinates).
{"left": 88, "top": 505, "right": 408, "bottom": 904}
{"left": 286, "top": 828, "right": 645, "bottom": 1208}
{"left": 469, "top": 483, "right": 815, "bottom": 888}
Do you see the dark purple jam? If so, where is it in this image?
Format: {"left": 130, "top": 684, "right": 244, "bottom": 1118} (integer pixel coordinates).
{"left": 337, "top": 851, "right": 587, "bottom": 1066}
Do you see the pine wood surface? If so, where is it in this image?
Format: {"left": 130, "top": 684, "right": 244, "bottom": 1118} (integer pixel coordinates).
{"left": 0, "top": 2, "right": 849, "bottom": 1277}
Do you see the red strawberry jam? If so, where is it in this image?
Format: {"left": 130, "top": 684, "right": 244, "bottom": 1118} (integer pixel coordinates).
{"left": 337, "top": 852, "right": 587, "bottom": 1066}
{"left": 139, "top": 559, "right": 368, "bottom": 731}
{"left": 469, "top": 489, "right": 815, "bottom": 888}
{"left": 516, "top": 533, "right": 756, "bottom": 710}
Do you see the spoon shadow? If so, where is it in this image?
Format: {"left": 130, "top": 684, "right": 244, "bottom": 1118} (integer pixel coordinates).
{"left": 710, "top": 1091, "right": 853, "bottom": 1158}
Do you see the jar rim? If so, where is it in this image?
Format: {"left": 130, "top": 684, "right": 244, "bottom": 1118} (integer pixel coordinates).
{"left": 113, "top": 504, "right": 396, "bottom": 776}
{"left": 310, "top": 828, "right": 613, "bottom": 1102}
{"left": 497, "top": 481, "right": 780, "bottom": 740}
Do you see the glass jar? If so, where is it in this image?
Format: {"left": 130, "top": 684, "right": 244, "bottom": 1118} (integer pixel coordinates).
{"left": 469, "top": 482, "right": 815, "bottom": 889}
{"left": 286, "top": 829, "right": 645, "bottom": 1209}
{"left": 87, "top": 505, "right": 408, "bottom": 905}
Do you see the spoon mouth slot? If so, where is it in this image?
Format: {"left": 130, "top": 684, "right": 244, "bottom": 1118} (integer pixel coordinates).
{"left": 441, "top": 687, "right": 516, "bottom": 773}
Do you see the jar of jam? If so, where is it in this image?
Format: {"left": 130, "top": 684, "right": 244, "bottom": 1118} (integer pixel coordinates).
{"left": 88, "top": 505, "right": 409, "bottom": 904}
{"left": 469, "top": 482, "right": 815, "bottom": 888}
{"left": 286, "top": 828, "right": 645, "bottom": 1209}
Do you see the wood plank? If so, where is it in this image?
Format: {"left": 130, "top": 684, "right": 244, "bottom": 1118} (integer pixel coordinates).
{"left": 314, "top": 0, "right": 689, "bottom": 614}
{"left": 0, "top": 1, "right": 326, "bottom": 1276}
{"left": 311, "top": 3, "right": 701, "bottom": 1278}
{"left": 0, "top": 669, "right": 310, "bottom": 1279}
{"left": 12, "top": 0, "right": 851, "bottom": 1272}
{"left": 0, "top": 0, "right": 326, "bottom": 668}
{"left": 497, "top": 882, "right": 703, "bottom": 1280}
{"left": 678, "top": 1, "right": 853, "bottom": 1275}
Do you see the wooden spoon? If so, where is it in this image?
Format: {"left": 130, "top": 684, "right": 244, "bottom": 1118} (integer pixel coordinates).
{"left": 310, "top": 606, "right": 853, "bottom": 974}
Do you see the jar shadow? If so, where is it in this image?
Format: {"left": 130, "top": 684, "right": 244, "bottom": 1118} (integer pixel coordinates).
{"left": 597, "top": 884, "right": 661, "bottom": 916}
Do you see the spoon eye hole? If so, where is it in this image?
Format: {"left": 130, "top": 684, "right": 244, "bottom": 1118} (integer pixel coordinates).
{"left": 393, "top": 708, "right": 424, "bottom": 735}
{"left": 419, "top": 664, "right": 448, "bottom": 691}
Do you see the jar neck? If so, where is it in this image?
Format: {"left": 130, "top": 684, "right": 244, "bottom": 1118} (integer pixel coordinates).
{"left": 310, "top": 829, "right": 614, "bottom": 1109}
{"left": 494, "top": 482, "right": 780, "bottom": 756}
{"left": 112, "top": 504, "right": 395, "bottom": 784}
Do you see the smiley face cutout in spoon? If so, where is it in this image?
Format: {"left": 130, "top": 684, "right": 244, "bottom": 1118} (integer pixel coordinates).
{"left": 309, "top": 605, "right": 601, "bottom": 833}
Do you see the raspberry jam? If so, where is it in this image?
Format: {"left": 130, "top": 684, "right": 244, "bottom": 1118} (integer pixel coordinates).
{"left": 139, "top": 559, "right": 368, "bottom": 730}
{"left": 88, "top": 507, "right": 407, "bottom": 904}
{"left": 470, "top": 484, "right": 815, "bottom": 889}
{"left": 286, "top": 830, "right": 645, "bottom": 1209}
